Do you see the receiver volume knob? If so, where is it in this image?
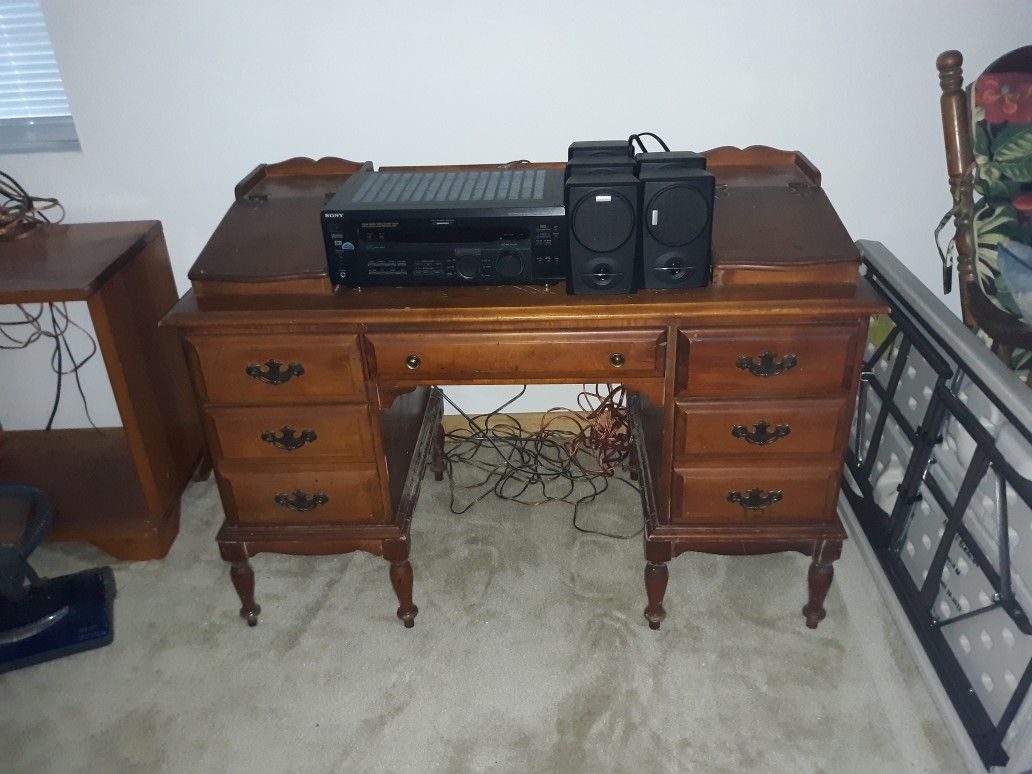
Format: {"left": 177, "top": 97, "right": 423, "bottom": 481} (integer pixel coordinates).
{"left": 495, "top": 250, "right": 525, "bottom": 279}
{"left": 456, "top": 254, "right": 480, "bottom": 280}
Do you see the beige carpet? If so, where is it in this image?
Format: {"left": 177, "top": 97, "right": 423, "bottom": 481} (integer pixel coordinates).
{"left": 1, "top": 468, "right": 964, "bottom": 773}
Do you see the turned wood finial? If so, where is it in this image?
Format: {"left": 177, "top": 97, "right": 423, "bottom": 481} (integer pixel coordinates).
{"left": 937, "top": 50, "right": 964, "bottom": 91}
{"left": 935, "top": 49, "right": 977, "bottom": 308}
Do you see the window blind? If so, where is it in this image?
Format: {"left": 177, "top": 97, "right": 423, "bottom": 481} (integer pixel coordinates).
{"left": 0, "top": 0, "right": 78, "bottom": 152}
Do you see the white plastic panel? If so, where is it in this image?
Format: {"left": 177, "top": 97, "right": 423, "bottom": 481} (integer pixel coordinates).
{"left": 895, "top": 341, "right": 939, "bottom": 431}
{"left": 945, "top": 607, "right": 1032, "bottom": 733}
{"left": 870, "top": 407, "right": 912, "bottom": 517}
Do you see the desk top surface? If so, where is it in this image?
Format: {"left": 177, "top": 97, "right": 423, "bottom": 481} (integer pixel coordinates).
{"left": 0, "top": 220, "right": 160, "bottom": 303}
{"left": 165, "top": 276, "right": 886, "bottom": 328}
{"left": 187, "top": 147, "right": 859, "bottom": 287}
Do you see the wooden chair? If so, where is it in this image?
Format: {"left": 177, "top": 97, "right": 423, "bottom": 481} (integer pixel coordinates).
{"left": 937, "top": 47, "right": 1032, "bottom": 386}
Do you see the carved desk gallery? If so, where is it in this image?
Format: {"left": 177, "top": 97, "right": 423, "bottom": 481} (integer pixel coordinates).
{"left": 163, "top": 148, "right": 885, "bottom": 629}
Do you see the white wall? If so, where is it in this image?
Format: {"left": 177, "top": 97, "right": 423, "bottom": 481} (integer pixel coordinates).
{"left": 2, "top": 0, "right": 1029, "bottom": 428}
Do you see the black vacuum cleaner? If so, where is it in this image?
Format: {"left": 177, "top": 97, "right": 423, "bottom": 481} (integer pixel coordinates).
{"left": 0, "top": 483, "right": 116, "bottom": 673}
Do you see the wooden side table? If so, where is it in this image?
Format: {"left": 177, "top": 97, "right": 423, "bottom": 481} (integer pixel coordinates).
{"left": 0, "top": 221, "right": 206, "bottom": 559}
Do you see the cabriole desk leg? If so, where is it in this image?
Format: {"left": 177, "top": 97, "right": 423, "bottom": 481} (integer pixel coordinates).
{"left": 644, "top": 561, "right": 668, "bottom": 630}
{"left": 390, "top": 560, "right": 418, "bottom": 628}
{"left": 385, "top": 539, "right": 418, "bottom": 628}
{"left": 803, "top": 538, "right": 842, "bottom": 629}
{"left": 221, "top": 543, "right": 261, "bottom": 627}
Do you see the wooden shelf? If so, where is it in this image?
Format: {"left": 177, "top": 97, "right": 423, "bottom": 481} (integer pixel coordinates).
{"left": 0, "top": 221, "right": 160, "bottom": 303}
{"left": 0, "top": 429, "right": 178, "bottom": 558}
{"left": 0, "top": 221, "right": 206, "bottom": 559}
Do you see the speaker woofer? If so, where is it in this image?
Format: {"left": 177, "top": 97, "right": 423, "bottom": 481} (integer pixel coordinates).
{"left": 571, "top": 190, "right": 635, "bottom": 253}
{"left": 646, "top": 185, "right": 709, "bottom": 246}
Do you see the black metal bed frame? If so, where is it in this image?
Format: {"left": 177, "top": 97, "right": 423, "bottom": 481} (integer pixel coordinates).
{"left": 846, "top": 241, "right": 1032, "bottom": 769}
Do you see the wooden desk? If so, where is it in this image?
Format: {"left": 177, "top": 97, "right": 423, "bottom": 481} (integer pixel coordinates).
{"left": 164, "top": 149, "right": 885, "bottom": 628}
{"left": 0, "top": 221, "right": 206, "bottom": 558}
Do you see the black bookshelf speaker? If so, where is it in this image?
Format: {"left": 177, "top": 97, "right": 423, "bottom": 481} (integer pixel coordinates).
{"left": 568, "top": 139, "right": 632, "bottom": 160}
{"left": 637, "top": 167, "right": 715, "bottom": 289}
{"left": 564, "top": 155, "right": 637, "bottom": 181}
{"left": 635, "top": 150, "right": 707, "bottom": 172}
{"left": 565, "top": 171, "right": 639, "bottom": 295}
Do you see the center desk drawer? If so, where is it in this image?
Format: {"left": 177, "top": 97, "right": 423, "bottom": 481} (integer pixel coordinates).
{"left": 367, "top": 329, "right": 666, "bottom": 380}
{"left": 206, "top": 404, "right": 375, "bottom": 462}
{"left": 187, "top": 334, "right": 365, "bottom": 404}
{"left": 676, "top": 324, "right": 860, "bottom": 397}
{"left": 672, "top": 464, "right": 841, "bottom": 525}
{"left": 217, "top": 464, "right": 386, "bottom": 525}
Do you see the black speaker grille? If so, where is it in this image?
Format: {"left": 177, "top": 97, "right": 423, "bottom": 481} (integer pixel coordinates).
{"left": 646, "top": 185, "right": 709, "bottom": 246}
{"left": 571, "top": 190, "right": 635, "bottom": 253}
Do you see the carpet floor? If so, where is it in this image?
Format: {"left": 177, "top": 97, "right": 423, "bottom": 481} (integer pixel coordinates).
{"left": 1, "top": 467, "right": 965, "bottom": 773}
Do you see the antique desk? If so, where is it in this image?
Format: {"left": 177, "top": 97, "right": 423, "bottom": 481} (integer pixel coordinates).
{"left": 164, "top": 148, "right": 885, "bottom": 629}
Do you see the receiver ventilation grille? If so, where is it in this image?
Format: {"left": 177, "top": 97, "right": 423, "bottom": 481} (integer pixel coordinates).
{"left": 349, "top": 170, "right": 547, "bottom": 205}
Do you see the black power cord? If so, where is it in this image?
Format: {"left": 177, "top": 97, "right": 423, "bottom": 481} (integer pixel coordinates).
{"left": 0, "top": 170, "right": 63, "bottom": 239}
{"left": 0, "top": 171, "right": 97, "bottom": 431}
{"left": 628, "top": 132, "right": 671, "bottom": 154}
{"left": 1, "top": 302, "right": 99, "bottom": 431}
{"left": 438, "top": 385, "right": 642, "bottom": 539}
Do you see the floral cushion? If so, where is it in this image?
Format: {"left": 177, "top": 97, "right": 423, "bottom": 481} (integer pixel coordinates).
{"left": 999, "top": 240, "right": 1032, "bottom": 321}
{"left": 971, "top": 72, "right": 1032, "bottom": 317}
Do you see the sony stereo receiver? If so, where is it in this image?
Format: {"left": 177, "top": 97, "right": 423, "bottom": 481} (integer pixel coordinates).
{"left": 321, "top": 167, "right": 568, "bottom": 288}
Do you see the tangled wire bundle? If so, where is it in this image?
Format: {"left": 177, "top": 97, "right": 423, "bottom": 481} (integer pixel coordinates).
{"left": 0, "top": 171, "right": 97, "bottom": 430}
{"left": 440, "top": 384, "right": 641, "bottom": 539}
{"left": 0, "top": 170, "right": 63, "bottom": 240}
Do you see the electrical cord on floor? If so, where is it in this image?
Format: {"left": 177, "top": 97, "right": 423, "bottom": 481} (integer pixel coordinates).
{"left": 438, "top": 385, "right": 642, "bottom": 539}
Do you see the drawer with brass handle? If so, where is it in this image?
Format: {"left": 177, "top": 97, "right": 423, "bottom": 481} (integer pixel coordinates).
{"left": 735, "top": 351, "right": 797, "bottom": 377}
{"left": 366, "top": 329, "right": 665, "bottom": 381}
{"left": 274, "top": 489, "right": 329, "bottom": 512}
{"left": 675, "top": 324, "right": 861, "bottom": 397}
{"left": 671, "top": 463, "right": 841, "bottom": 525}
{"left": 215, "top": 464, "right": 385, "bottom": 525}
{"left": 673, "top": 397, "right": 848, "bottom": 458}
{"left": 187, "top": 333, "right": 365, "bottom": 404}
{"left": 205, "top": 404, "right": 375, "bottom": 462}
{"left": 726, "top": 487, "right": 783, "bottom": 510}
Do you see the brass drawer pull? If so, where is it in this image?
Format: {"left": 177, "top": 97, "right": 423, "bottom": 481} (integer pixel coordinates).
{"left": 260, "top": 426, "right": 317, "bottom": 451}
{"left": 735, "top": 351, "right": 798, "bottom": 377}
{"left": 405, "top": 354, "right": 421, "bottom": 370}
{"left": 731, "top": 421, "right": 791, "bottom": 446}
{"left": 274, "top": 489, "right": 328, "bottom": 512}
{"left": 727, "top": 488, "right": 783, "bottom": 511}
{"left": 609, "top": 352, "right": 625, "bottom": 367}
{"left": 245, "top": 359, "right": 305, "bottom": 385}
